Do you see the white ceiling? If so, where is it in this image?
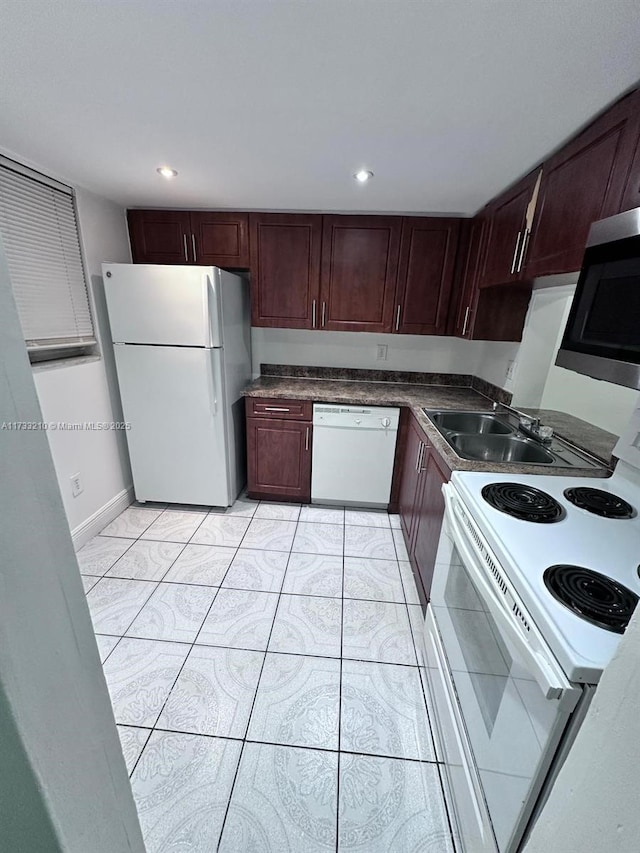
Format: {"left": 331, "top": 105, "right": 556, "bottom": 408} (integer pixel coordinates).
{"left": 1, "top": 0, "right": 640, "bottom": 215}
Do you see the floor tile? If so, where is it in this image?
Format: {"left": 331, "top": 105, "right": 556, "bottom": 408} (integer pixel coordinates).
{"left": 126, "top": 583, "right": 216, "bottom": 643}
{"left": 99, "top": 506, "right": 163, "bottom": 539}
{"left": 299, "top": 505, "right": 345, "bottom": 524}
{"left": 81, "top": 574, "right": 100, "bottom": 594}
{"left": 140, "top": 509, "right": 207, "bottom": 543}
{"left": 248, "top": 653, "right": 340, "bottom": 750}
{"left": 190, "top": 514, "right": 251, "bottom": 547}
{"left": 117, "top": 725, "right": 151, "bottom": 775}
{"left": 86, "top": 578, "right": 157, "bottom": 635}
{"left": 157, "top": 645, "right": 264, "bottom": 738}
{"left": 209, "top": 496, "right": 259, "bottom": 518}
{"left": 162, "top": 543, "right": 235, "bottom": 585}
{"left": 106, "top": 540, "right": 184, "bottom": 581}
{"left": 219, "top": 743, "right": 338, "bottom": 852}
{"left": 102, "top": 637, "right": 190, "bottom": 727}
{"left": 95, "top": 634, "right": 120, "bottom": 662}
{"left": 344, "top": 525, "right": 396, "bottom": 560}
{"left": 399, "top": 560, "right": 421, "bottom": 605}
{"left": 254, "top": 501, "right": 302, "bottom": 522}
{"left": 392, "top": 527, "right": 410, "bottom": 561}
{"left": 241, "top": 518, "right": 297, "bottom": 551}
{"left": 343, "top": 557, "right": 404, "bottom": 603}
{"left": 388, "top": 513, "right": 401, "bottom": 529}
{"left": 338, "top": 754, "right": 453, "bottom": 852}
{"left": 222, "top": 548, "right": 288, "bottom": 593}
{"left": 131, "top": 731, "right": 241, "bottom": 852}
{"left": 344, "top": 509, "right": 391, "bottom": 529}
{"left": 342, "top": 600, "right": 416, "bottom": 665}
{"left": 196, "top": 589, "right": 279, "bottom": 651}
{"left": 293, "top": 521, "right": 344, "bottom": 556}
{"left": 269, "top": 595, "right": 342, "bottom": 658}
{"left": 76, "top": 536, "right": 132, "bottom": 576}
{"left": 341, "top": 660, "right": 435, "bottom": 761}
{"left": 281, "top": 553, "right": 343, "bottom": 598}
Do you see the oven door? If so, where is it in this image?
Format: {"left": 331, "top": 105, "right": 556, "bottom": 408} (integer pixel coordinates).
{"left": 424, "top": 484, "right": 582, "bottom": 853}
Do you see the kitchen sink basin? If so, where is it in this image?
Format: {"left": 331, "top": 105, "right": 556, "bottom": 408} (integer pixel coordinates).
{"left": 422, "top": 408, "right": 604, "bottom": 470}
{"left": 449, "top": 433, "right": 555, "bottom": 464}
{"left": 430, "top": 411, "right": 512, "bottom": 435}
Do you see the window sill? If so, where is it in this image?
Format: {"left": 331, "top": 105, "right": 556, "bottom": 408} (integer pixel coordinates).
{"left": 31, "top": 354, "right": 102, "bottom": 373}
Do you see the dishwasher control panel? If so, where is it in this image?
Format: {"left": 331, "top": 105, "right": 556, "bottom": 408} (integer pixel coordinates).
{"left": 313, "top": 405, "right": 400, "bottom": 431}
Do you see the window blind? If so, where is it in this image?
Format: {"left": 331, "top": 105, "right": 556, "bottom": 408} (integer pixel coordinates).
{"left": 0, "top": 163, "right": 95, "bottom": 352}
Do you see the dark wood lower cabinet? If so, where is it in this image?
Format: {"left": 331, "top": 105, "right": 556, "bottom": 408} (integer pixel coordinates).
{"left": 246, "top": 414, "right": 312, "bottom": 502}
{"left": 397, "top": 411, "right": 451, "bottom": 607}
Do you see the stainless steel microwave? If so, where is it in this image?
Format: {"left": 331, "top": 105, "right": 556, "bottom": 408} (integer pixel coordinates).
{"left": 556, "top": 207, "right": 640, "bottom": 389}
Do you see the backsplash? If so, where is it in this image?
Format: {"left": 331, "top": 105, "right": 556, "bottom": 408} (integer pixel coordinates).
{"left": 260, "top": 364, "right": 513, "bottom": 405}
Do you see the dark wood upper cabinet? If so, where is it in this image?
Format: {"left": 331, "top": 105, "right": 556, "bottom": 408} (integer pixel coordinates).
{"left": 394, "top": 218, "right": 460, "bottom": 335}
{"left": 477, "top": 170, "right": 540, "bottom": 288}
{"left": 249, "top": 213, "right": 322, "bottom": 329}
{"left": 319, "top": 215, "right": 401, "bottom": 332}
{"left": 190, "top": 212, "right": 249, "bottom": 268}
{"left": 127, "top": 209, "right": 191, "bottom": 264}
{"left": 452, "top": 217, "right": 484, "bottom": 338}
{"left": 526, "top": 89, "right": 640, "bottom": 278}
{"left": 128, "top": 209, "right": 249, "bottom": 268}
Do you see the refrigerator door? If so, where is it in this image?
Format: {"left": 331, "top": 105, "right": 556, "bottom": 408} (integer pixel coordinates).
{"left": 103, "top": 263, "right": 222, "bottom": 347}
{"left": 114, "top": 344, "right": 230, "bottom": 506}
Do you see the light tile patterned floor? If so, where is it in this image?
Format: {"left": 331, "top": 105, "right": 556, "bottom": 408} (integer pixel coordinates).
{"left": 80, "top": 497, "right": 456, "bottom": 852}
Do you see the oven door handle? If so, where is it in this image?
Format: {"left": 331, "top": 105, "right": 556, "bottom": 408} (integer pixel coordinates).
{"left": 443, "top": 485, "right": 580, "bottom": 709}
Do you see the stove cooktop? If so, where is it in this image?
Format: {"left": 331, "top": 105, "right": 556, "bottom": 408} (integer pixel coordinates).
{"left": 451, "top": 465, "right": 640, "bottom": 682}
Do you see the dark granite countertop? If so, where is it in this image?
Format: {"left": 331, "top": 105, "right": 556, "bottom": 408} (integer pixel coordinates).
{"left": 243, "top": 368, "right": 615, "bottom": 477}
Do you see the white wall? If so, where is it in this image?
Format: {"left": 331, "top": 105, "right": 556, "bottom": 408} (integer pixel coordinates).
{"left": 32, "top": 187, "right": 133, "bottom": 543}
{"left": 0, "top": 236, "right": 145, "bottom": 852}
{"left": 250, "top": 326, "right": 482, "bottom": 378}
{"left": 524, "top": 608, "right": 640, "bottom": 853}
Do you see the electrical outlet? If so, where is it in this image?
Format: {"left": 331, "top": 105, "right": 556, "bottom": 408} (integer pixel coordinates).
{"left": 376, "top": 344, "right": 388, "bottom": 361}
{"left": 505, "top": 359, "right": 516, "bottom": 381}
{"left": 70, "top": 472, "right": 83, "bottom": 498}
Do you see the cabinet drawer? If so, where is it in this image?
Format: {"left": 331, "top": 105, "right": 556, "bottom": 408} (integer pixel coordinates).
{"left": 245, "top": 397, "right": 312, "bottom": 421}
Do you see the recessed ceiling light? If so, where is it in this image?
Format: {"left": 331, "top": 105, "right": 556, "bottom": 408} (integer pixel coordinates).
{"left": 354, "top": 169, "right": 374, "bottom": 183}
{"left": 157, "top": 166, "right": 178, "bottom": 178}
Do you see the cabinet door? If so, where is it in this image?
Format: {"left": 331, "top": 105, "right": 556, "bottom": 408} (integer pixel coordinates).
{"left": 246, "top": 417, "right": 311, "bottom": 501}
{"left": 127, "top": 210, "right": 191, "bottom": 264}
{"left": 394, "top": 218, "right": 460, "bottom": 335}
{"left": 412, "top": 445, "right": 450, "bottom": 602}
{"left": 527, "top": 90, "right": 640, "bottom": 277}
{"left": 320, "top": 215, "right": 401, "bottom": 332}
{"left": 190, "top": 212, "right": 249, "bottom": 268}
{"left": 250, "top": 213, "right": 322, "bottom": 329}
{"left": 453, "top": 217, "right": 485, "bottom": 338}
{"left": 398, "top": 414, "right": 425, "bottom": 550}
{"left": 477, "top": 171, "right": 538, "bottom": 288}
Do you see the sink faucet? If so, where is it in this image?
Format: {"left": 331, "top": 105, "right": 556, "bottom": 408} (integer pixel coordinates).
{"left": 492, "top": 401, "right": 554, "bottom": 444}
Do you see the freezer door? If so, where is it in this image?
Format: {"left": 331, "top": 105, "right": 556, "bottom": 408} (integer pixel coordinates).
{"left": 103, "top": 263, "right": 222, "bottom": 346}
{"left": 114, "top": 344, "right": 231, "bottom": 506}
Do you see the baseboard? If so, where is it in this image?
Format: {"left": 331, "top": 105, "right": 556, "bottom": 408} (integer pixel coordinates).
{"left": 71, "top": 486, "right": 134, "bottom": 550}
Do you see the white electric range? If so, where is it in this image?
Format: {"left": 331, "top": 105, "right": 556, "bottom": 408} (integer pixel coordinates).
{"left": 423, "top": 406, "right": 640, "bottom": 853}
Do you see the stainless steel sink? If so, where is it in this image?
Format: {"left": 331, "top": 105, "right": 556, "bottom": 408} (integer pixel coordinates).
{"left": 422, "top": 408, "right": 604, "bottom": 470}
{"left": 449, "top": 433, "right": 555, "bottom": 464}
{"left": 430, "top": 411, "right": 512, "bottom": 435}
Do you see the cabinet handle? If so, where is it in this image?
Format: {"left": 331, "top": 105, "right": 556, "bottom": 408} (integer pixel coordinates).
{"left": 191, "top": 234, "right": 197, "bottom": 263}
{"left": 263, "top": 406, "right": 290, "bottom": 412}
{"left": 312, "top": 299, "right": 317, "bottom": 329}
{"left": 510, "top": 230, "right": 522, "bottom": 275}
{"left": 321, "top": 301, "right": 326, "bottom": 327}
{"left": 305, "top": 426, "right": 310, "bottom": 451}
{"left": 517, "top": 228, "right": 530, "bottom": 273}
{"left": 395, "top": 304, "right": 401, "bottom": 331}
{"left": 419, "top": 442, "right": 428, "bottom": 473}
{"left": 415, "top": 441, "right": 423, "bottom": 472}
{"left": 183, "top": 234, "right": 189, "bottom": 262}
{"left": 462, "top": 305, "right": 471, "bottom": 336}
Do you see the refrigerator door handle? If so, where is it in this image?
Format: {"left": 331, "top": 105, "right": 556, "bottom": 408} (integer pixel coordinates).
{"left": 205, "top": 272, "right": 220, "bottom": 348}
{"left": 208, "top": 353, "right": 218, "bottom": 416}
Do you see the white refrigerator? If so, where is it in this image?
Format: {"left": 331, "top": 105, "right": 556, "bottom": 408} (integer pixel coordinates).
{"left": 102, "top": 263, "right": 251, "bottom": 507}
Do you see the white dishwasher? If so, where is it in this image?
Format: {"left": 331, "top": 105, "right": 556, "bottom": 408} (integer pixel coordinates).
{"left": 311, "top": 404, "right": 400, "bottom": 507}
